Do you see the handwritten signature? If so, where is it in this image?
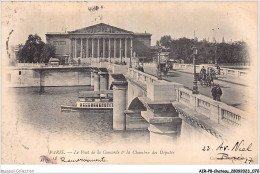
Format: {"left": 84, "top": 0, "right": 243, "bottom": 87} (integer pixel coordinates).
{"left": 202, "top": 140, "right": 253, "bottom": 152}
{"left": 60, "top": 156, "right": 107, "bottom": 163}
{"left": 211, "top": 153, "right": 253, "bottom": 164}
{"left": 216, "top": 140, "right": 252, "bottom": 151}
{"left": 205, "top": 140, "right": 254, "bottom": 164}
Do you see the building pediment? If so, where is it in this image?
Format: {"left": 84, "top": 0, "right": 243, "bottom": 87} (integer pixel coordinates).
{"left": 69, "top": 23, "right": 134, "bottom": 34}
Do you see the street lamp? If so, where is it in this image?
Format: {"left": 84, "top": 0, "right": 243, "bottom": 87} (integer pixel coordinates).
{"left": 192, "top": 46, "right": 199, "bottom": 94}
{"left": 214, "top": 45, "right": 217, "bottom": 65}
{"left": 129, "top": 46, "right": 133, "bottom": 68}
{"left": 157, "top": 44, "right": 162, "bottom": 80}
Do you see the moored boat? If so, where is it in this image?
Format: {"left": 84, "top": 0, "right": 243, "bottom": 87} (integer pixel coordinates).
{"left": 60, "top": 91, "right": 113, "bottom": 112}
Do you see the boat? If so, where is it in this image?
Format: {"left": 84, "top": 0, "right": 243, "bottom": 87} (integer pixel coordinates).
{"left": 61, "top": 91, "right": 113, "bottom": 112}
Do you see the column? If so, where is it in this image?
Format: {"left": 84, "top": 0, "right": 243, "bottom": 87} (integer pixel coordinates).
{"left": 108, "top": 38, "right": 111, "bottom": 62}
{"left": 90, "top": 71, "right": 94, "bottom": 86}
{"left": 103, "top": 38, "right": 105, "bottom": 58}
{"left": 125, "top": 38, "right": 127, "bottom": 58}
{"left": 113, "top": 83, "right": 127, "bottom": 130}
{"left": 69, "top": 39, "right": 71, "bottom": 58}
{"left": 119, "top": 38, "right": 122, "bottom": 59}
{"left": 86, "top": 39, "right": 89, "bottom": 58}
{"left": 91, "top": 38, "right": 94, "bottom": 58}
{"left": 114, "top": 39, "right": 116, "bottom": 58}
{"left": 97, "top": 39, "right": 100, "bottom": 58}
{"left": 80, "top": 38, "right": 83, "bottom": 58}
{"left": 99, "top": 72, "right": 108, "bottom": 91}
{"left": 94, "top": 71, "right": 100, "bottom": 91}
{"left": 74, "top": 38, "right": 77, "bottom": 58}
{"left": 130, "top": 39, "right": 133, "bottom": 58}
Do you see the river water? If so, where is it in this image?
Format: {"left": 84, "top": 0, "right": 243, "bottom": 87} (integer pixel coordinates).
{"left": 9, "top": 86, "right": 149, "bottom": 145}
{"left": 2, "top": 86, "right": 150, "bottom": 163}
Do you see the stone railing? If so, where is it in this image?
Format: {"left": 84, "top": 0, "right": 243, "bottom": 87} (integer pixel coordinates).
{"left": 176, "top": 87, "right": 246, "bottom": 127}
{"left": 127, "top": 68, "right": 159, "bottom": 84}
{"left": 173, "top": 63, "right": 248, "bottom": 78}
{"left": 17, "top": 63, "right": 45, "bottom": 67}
{"left": 127, "top": 67, "right": 246, "bottom": 127}
{"left": 143, "top": 62, "right": 157, "bottom": 67}
{"left": 173, "top": 63, "right": 201, "bottom": 71}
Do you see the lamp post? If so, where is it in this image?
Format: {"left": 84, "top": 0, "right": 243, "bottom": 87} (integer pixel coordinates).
{"left": 192, "top": 46, "right": 199, "bottom": 94}
{"left": 129, "top": 46, "right": 133, "bottom": 68}
{"left": 214, "top": 45, "right": 217, "bottom": 65}
{"left": 157, "top": 44, "right": 162, "bottom": 80}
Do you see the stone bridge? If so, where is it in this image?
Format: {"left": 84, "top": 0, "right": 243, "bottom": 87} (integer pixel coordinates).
{"left": 8, "top": 63, "right": 247, "bottom": 145}
{"left": 107, "top": 66, "right": 246, "bottom": 145}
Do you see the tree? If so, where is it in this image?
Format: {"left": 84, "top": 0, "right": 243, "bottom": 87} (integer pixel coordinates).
{"left": 40, "top": 43, "right": 56, "bottom": 63}
{"left": 17, "top": 34, "right": 53, "bottom": 63}
{"left": 158, "top": 36, "right": 249, "bottom": 64}
{"left": 159, "top": 35, "right": 172, "bottom": 48}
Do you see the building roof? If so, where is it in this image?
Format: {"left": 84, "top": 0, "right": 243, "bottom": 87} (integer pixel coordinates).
{"left": 69, "top": 23, "right": 134, "bottom": 34}
{"left": 46, "top": 23, "right": 151, "bottom": 36}
{"left": 46, "top": 32, "right": 68, "bottom": 36}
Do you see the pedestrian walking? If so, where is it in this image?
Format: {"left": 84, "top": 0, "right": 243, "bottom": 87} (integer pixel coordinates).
{"left": 216, "top": 84, "right": 222, "bottom": 101}
{"left": 211, "top": 85, "right": 217, "bottom": 100}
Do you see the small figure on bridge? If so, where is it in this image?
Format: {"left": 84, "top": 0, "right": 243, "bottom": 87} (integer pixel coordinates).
{"left": 211, "top": 85, "right": 217, "bottom": 100}
{"left": 215, "top": 84, "right": 222, "bottom": 101}
{"left": 200, "top": 66, "right": 206, "bottom": 80}
{"left": 211, "top": 84, "right": 222, "bottom": 101}
{"left": 216, "top": 64, "right": 221, "bottom": 75}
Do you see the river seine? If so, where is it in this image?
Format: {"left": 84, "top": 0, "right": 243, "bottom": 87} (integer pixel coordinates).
{"left": 4, "top": 86, "right": 149, "bottom": 154}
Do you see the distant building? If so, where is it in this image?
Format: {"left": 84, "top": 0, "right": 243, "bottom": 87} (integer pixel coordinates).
{"left": 150, "top": 45, "right": 170, "bottom": 63}
{"left": 46, "top": 23, "right": 152, "bottom": 63}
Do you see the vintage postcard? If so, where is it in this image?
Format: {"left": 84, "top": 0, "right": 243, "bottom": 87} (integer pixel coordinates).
{"left": 1, "top": 1, "right": 259, "bottom": 172}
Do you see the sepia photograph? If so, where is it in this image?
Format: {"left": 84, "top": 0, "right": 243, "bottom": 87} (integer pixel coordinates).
{"left": 1, "top": 1, "right": 259, "bottom": 173}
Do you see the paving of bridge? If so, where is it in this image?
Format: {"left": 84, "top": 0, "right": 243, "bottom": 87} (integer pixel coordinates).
{"left": 143, "top": 67, "right": 248, "bottom": 111}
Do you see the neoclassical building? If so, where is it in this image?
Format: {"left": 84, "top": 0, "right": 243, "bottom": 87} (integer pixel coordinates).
{"left": 46, "top": 23, "right": 152, "bottom": 63}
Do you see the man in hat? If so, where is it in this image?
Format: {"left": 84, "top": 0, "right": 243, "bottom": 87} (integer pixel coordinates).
{"left": 215, "top": 84, "right": 222, "bottom": 101}
{"left": 211, "top": 84, "right": 217, "bottom": 100}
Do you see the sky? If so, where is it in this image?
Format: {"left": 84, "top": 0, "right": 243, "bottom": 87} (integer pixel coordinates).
{"left": 1, "top": 1, "right": 258, "bottom": 47}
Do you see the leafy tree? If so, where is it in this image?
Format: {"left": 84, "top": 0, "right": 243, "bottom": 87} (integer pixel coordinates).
{"left": 40, "top": 43, "right": 56, "bottom": 63}
{"left": 159, "top": 35, "right": 172, "bottom": 48}
{"left": 158, "top": 35, "right": 249, "bottom": 64}
{"left": 17, "top": 34, "right": 55, "bottom": 63}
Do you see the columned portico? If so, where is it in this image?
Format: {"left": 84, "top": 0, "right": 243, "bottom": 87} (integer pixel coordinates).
{"left": 47, "top": 23, "right": 152, "bottom": 63}
{"left": 70, "top": 37, "right": 135, "bottom": 60}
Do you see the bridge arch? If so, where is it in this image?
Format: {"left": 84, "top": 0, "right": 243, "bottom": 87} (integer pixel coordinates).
{"left": 128, "top": 97, "right": 146, "bottom": 111}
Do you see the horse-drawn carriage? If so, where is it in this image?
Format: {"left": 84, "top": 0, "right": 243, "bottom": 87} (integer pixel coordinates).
{"left": 157, "top": 62, "right": 170, "bottom": 77}
{"left": 197, "top": 67, "right": 217, "bottom": 87}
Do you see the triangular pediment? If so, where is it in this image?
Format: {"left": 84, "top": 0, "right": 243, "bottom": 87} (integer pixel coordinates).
{"left": 69, "top": 23, "right": 134, "bottom": 34}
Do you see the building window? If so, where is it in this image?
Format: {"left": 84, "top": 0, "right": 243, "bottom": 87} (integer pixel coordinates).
{"left": 19, "top": 71, "right": 21, "bottom": 75}
{"left": 53, "top": 41, "right": 66, "bottom": 45}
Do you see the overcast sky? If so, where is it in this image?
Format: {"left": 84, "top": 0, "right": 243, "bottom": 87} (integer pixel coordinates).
{"left": 2, "top": 1, "right": 257, "bottom": 47}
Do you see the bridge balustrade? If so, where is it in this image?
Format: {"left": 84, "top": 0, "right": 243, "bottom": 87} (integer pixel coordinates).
{"left": 127, "top": 67, "right": 246, "bottom": 128}
{"left": 176, "top": 88, "right": 246, "bottom": 127}
{"left": 173, "top": 63, "right": 248, "bottom": 78}
{"left": 127, "top": 68, "right": 158, "bottom": 85}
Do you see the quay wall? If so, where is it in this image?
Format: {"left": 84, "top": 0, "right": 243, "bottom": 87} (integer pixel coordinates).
{"left": 6, "top": 68, "right": 91, "bottom": 87}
